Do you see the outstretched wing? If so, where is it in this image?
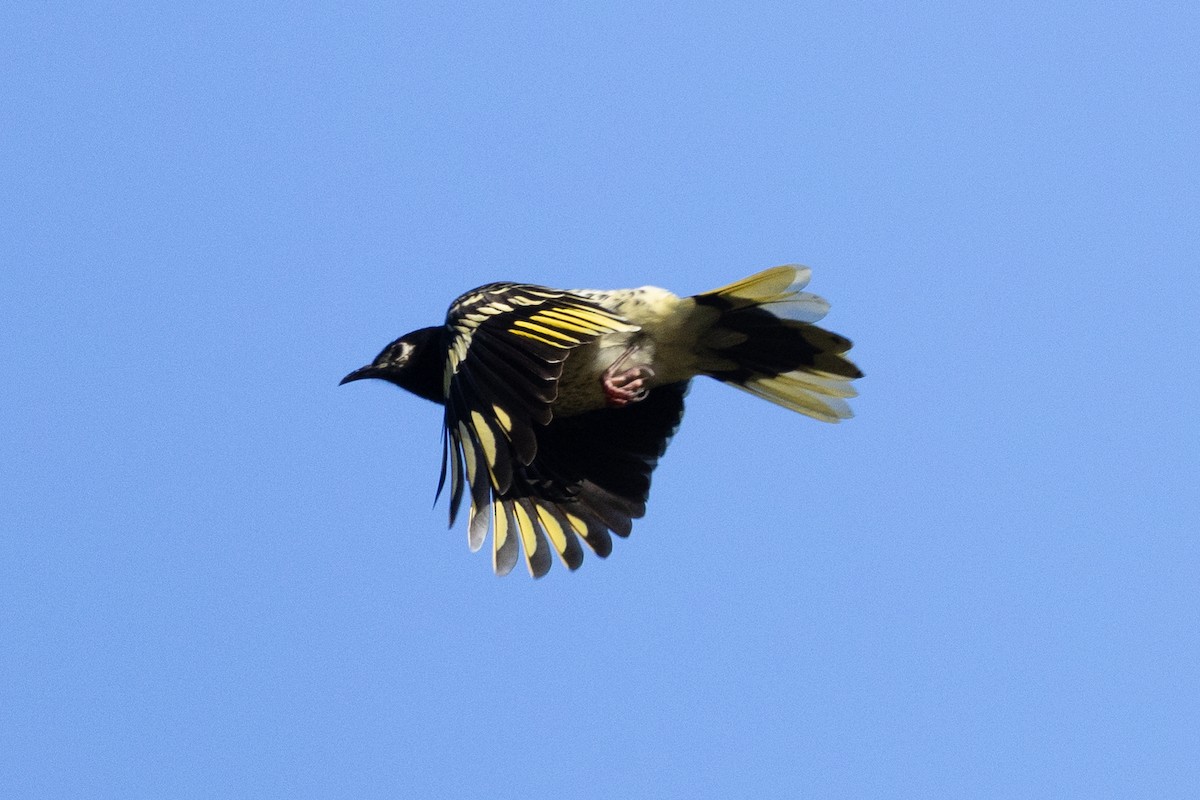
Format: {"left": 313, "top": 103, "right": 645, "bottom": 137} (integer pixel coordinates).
{"left": 489, "top": 380, "right": 690, "bottom": 577}
{"left": 438, "top": 283, "right": 640, "bottom": 565}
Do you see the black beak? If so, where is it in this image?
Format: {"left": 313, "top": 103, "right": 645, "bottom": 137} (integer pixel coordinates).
{"left": 339, "top": 365, "right": 383, "bottom": 385}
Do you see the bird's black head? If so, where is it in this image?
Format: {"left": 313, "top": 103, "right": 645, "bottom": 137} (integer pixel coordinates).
{"left": 340, "top": 326, "right": 446, "bottom": 404}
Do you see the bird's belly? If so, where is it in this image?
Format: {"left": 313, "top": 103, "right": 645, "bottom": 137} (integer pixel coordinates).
{"left": 552, "top": 337, "right": 634, "bottom": 416}
{"left": 551, "top": 332, "right": 698, "bottom": 417}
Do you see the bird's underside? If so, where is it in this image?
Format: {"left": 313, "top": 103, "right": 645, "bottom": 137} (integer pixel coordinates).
{"left": 342, "top": 265, "right": 862, "bottom": 577}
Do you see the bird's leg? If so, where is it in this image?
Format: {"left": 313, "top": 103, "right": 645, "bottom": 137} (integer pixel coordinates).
{"left": 602, "top": 344, "right": 655, "bottom": 408}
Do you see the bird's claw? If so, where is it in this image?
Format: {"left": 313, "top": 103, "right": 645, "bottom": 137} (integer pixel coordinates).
{"left": 603, "top": 365, "right": 655, "bottom": 408}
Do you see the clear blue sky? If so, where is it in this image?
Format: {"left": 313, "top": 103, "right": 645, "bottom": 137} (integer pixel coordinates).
{"left": 3, "top": 3, "right": 1198, "bottom": 798}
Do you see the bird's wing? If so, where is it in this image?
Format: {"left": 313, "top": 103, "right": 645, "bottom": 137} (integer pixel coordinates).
{"left": 490, "top": 380, "right": 689, "bottom": 577}
{"left": 438, "top": 283, "right": 644, "bottom": 571}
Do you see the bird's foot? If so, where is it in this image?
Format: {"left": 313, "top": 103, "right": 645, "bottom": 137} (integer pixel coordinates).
{"left": 602, "top": 365, "right": 655, "bottom": 407}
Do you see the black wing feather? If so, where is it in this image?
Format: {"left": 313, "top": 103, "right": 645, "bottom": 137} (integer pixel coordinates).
{"left": 501, "top": 380, "right": 690, "bottom": 556}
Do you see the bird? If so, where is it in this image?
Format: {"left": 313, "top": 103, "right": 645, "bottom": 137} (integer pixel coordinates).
{"left": 341, "top": 265, "right": 861, "bottom": 577}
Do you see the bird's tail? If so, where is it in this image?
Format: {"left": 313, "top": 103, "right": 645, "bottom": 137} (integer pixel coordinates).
{"left": 692, "top": 265, "right": 862, "bottom": 422}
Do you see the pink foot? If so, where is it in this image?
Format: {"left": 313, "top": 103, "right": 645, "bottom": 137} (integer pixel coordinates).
{"left": 603, "top": 365, "right": 655, "bottom": 407}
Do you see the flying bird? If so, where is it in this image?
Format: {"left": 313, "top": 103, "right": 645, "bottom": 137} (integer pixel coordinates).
{"left": 341, "top": 265, "right": 861, "bottom": 577}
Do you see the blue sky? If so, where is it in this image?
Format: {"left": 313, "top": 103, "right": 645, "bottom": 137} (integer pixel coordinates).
{"left": 3, "top": 2, "right": 1198, "bottom": 797}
